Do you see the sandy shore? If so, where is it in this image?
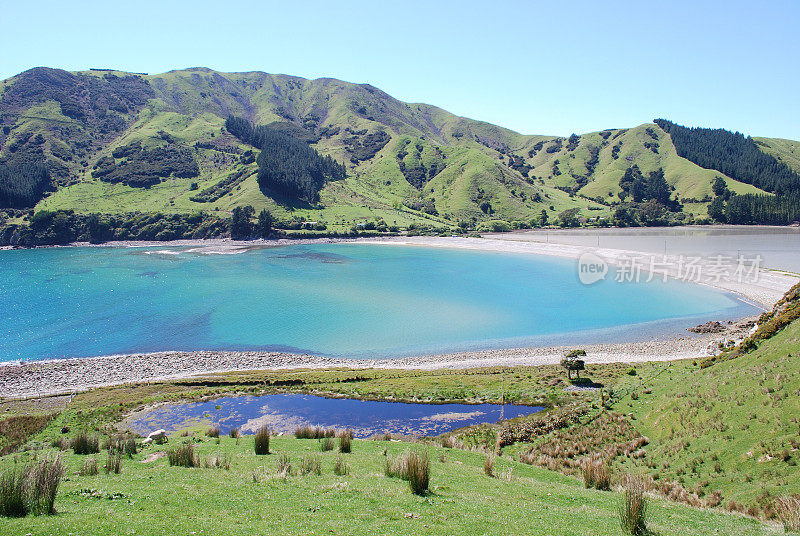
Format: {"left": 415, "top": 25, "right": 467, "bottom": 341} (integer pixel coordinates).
{"left": 1, "top": 234, "right": 797, "bottom": 400}
{"left": 0, "top": 320, "right": 757, "bottom": 400}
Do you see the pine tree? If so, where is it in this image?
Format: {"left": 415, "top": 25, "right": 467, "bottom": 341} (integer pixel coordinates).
{"left": 256, "top": 209, "right": 273, "bottom": 238}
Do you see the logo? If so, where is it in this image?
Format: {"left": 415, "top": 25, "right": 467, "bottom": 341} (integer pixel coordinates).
{"left": 577, "top": 252, "right": 608, "bottom": 285}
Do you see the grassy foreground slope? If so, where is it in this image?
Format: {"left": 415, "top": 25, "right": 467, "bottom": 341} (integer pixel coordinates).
{"left": 0, "top": 434, "right": 778, "bottom": 536}
{"left": 589, "top": 286, "right": 800, "bottom": 518}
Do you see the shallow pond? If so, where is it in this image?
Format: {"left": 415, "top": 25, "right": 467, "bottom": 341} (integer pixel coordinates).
{"left": 129, "top": 393, "right": 544, "bottom": 438}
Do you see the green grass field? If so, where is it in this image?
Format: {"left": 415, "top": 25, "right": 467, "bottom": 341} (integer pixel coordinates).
{"left": 0, "top": 433, "right": 781, "bottom": 536}
{"left": 613, "top": 318, "right": 800, "bottom": 510}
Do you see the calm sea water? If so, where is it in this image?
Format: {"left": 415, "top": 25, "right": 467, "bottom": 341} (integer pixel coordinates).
{"left": 492, "top": 226, "right": 800, "bottom": 273}
{"left": 0, "top": 243, "right": 756, "bottom": 362}
{"left": 129, "top": 393, "right": 544, "bottom": 438}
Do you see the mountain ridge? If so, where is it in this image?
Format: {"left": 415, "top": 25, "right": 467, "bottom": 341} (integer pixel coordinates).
{"left": 0, "top": 66, "right": 796, "bottom": 232}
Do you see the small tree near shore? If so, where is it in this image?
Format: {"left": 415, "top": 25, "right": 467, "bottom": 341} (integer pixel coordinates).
{"left": 561, "top": 349, "right": 587, "bottom": 380}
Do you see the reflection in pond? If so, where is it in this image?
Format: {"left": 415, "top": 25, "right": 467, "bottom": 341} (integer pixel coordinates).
{"left": 129, "top": 394, "right": 544, "bottom": 438}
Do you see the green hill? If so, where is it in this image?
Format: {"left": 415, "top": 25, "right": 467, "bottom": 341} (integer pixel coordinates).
{"left": 1, "top": 66, "right": 798, "bottom": 233}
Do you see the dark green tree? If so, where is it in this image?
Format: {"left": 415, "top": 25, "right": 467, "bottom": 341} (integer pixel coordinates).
{"left": 256, "top": 209, "right": 273, "bottom": 238}
{"left": 230, "top": 205, "right": 254, "bottom": 240}
{"left": 708, "top": 196, "right": 727, "bottom": 222}
{"left": 712, "top": 176, "right": 729, "bottom": 198}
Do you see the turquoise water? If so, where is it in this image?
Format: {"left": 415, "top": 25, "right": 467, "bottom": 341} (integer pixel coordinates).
{"left": 129, "top": 393, "right": 544, "bottom": 438}
{"left": 0, "top": 243, "right": 756, "bottom": 362}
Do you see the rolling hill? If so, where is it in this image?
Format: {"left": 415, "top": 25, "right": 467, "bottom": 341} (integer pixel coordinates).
{"left": 0, "top": 66, "right": 797, "bottom": 233}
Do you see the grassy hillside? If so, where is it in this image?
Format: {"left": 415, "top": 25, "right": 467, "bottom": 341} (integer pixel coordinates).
{"left": 2, "top": 67, "right": 798, "bottom": 232}
{"left": 618, "top": 319, "right": 800, "bottom": 511}
{"left": 756, "top": 137, "right": 800, "bottom": 174}
{"left": 0, "top": 427, "right": 778, "bottom": 535}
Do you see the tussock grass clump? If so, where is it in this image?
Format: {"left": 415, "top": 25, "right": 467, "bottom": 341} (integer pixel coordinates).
{"left": 71, "top": 431, "right": 100, "bottom": 455}
{"left": 619, "top": 474, "right": 648, "bottom": 535}
{"left": 294, "top": 426, "right": 335, "bottom": 439}
{"left": 338, "top": 431, "right": 352, "bottom": 454}
{"left": 319, "top": 437, "right": 335, "bottom": 452}
{"left": 776, "top": 495, "right": 800, "bottom": 533}
{"left": 123, "top": 437, "right": 137, "bottom": 457}
{"left": 300, "top": 454, "right": 322, "bottom": 475}
{"left": 167, "top": 443, "right": 199, "bottom": 468}
{"left": 405, "top": 450, "right": 430, "bottom": 495}
{"left": 252, "top": 466, "right": 269, "bottom": 482}
{"left": 441, "top": 435, "right": 463, "bottom": 449}
{"left": 254, "top": 426, "right": 270, "bottom": 455}
{"left": 499, "top": 467, "right": 514, "bottom": 482}
{"left": 206, "top": 426, "right": 220, "bottom": 438}
{"left": 204, "top": 452, "right": 231, "bottom": 470}
{"left": 375, "top": 432, "right": 392, "bottom": 441}
{"left": 228, "top": 428, "right": 241, "bottom": 439}
{"left": 79, "top": 458, "right": 99, "bottom": 476}
{"left": 276, "top": 453, "right": 293, "bottom": 477}
{"left": 0, "top": 468, "right": 27, "bottom": 517}
{"left": 105, "top": 450, "right": 123, "bottom": 474}
{"left": 582, "top": 457, "right": 611, "bottom": 490}
{"left": 385, "top": 450, "right": 430, "bottom": 495}
{"left": 0, "top": 456, "right": 64, "bottom": 517}
{"left": 51, "top": 437, "right": 69, "bottom": 451}
{"left": 333, "top": 455, "right": 349, "bottom": 476}
{"left": 484, "top": 454, "right": 495, "bottom": 477}
{"left": 108, "top": 434, "right": 137, "bottom": 457}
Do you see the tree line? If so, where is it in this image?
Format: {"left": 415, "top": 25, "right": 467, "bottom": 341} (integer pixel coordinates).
{"left": 225, "top": 116, "right": 346, "bottom": 203}
{"left": 655, "top": 118, "right": 800, "bottom": 195}
{"left": 709, "top": 192, "right": 800, "bottom": 225}
{"left": 0, "top": 211, "right": 229, "bottom": 246}
{"left": 0, "top": 163, "right": 52, "bottom": 208}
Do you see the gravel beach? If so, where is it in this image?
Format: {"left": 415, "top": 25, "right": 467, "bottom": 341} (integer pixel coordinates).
{"left": 1, "top": 235, "right": 797, "bottom": 400}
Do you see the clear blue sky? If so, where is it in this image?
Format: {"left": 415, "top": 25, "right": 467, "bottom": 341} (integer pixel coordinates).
{"left": 2, "top": 0, "right": 798, "bottom": 139}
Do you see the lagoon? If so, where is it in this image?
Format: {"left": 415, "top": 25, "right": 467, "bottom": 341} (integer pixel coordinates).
{"left": 0, "top": 243, "right": 756, "bottom": 362}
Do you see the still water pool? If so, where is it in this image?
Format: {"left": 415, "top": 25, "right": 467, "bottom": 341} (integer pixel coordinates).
{"left": 128, "top": 393, "right": 544, "bottom": 438}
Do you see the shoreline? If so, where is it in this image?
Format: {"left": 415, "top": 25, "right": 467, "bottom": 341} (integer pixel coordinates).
{"left": 1, "top": 233, "right": 797, "bottom": 400}
{"left": 0, "top": 320, "right": 758, "bottom": 400}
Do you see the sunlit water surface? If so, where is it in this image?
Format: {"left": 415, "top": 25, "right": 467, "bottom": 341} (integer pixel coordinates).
{"left": 129, "top": 393, "right": 545, "bottom": 438}
{"left": 0, "top": 243, "right": 757, "bottom": 362}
